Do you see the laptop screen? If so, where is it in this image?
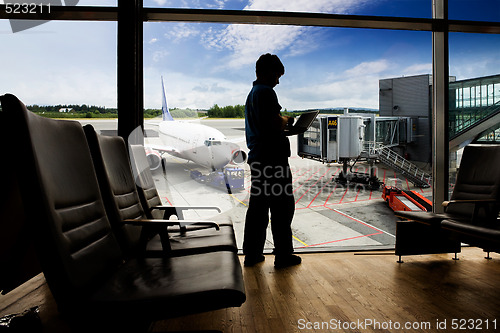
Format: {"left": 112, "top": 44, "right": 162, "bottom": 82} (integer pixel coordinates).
{"left": 294, "top": 110, "right": 319, "bottom": 129}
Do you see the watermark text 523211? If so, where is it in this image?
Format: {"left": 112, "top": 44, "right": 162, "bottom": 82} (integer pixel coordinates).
{"left": 5, "top": 2, "right": 51, "bottom": 14}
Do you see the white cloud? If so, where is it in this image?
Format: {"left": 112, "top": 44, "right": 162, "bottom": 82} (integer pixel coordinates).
{"left": 202, "top": 24, "right": 304, "bottom": 68}
{"left": 281, "top": 58, "right": 401, "bottom": 110}
{"left": 343, "top": 60, "right": 390, "bottom": 77}
{"left": 282, "top": 77, "right": 380, "bottom": 110}
{"left": 6, "top": 68, "right": 117, "bottom": 107}
{"left": 164, "top": 23, "right": 201, "bottom": 43}
{"left": 201, "top": 0, "right": 372, "bottom": 68}
{"left": 152, "top": 0, "right": 167, "bottom": 5}
{"left": 402, "top": 63, "right": 432, "bottom": 76}
{"left": 152, "top": 49, "right": 170, "bottom": 62}
{"left": 245, "top": 0, "right": 371, "bottom": 13}
{"left": 144, "top": 70, "right": 249, "bottom": 109}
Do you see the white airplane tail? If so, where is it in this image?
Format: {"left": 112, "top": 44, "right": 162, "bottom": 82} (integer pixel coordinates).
{"left": 161, "top": 76, "right": 174, "bottom": 121}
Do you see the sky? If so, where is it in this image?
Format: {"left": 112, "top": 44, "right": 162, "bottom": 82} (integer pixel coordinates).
{"left": 1, "top": 0, "right": 499, "bottom": 110}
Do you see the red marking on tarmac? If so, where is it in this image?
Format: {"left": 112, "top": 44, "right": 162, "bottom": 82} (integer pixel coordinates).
{"left": 163, "top": 196, "right": 173, "bottom": 206}
{"left": 295, "top": 168, "right": 330, "bottom": 205}
{"left": 293, "top": 168, "right": 313, "bottom": 184}
{"left": 338, "top": 187, "right": 349, "bottom": 204}
{"left": 323, "top": 183, "right": 339, "bottom": 206}
{"left": 297, "top": 233, "right": 382, "bottom": 248}
{"left": 354, "top": 188, "right": 361, "bottom": 201}
{"left": 306, "top": 169, "right": 335, "bottom": 208}
{"left": 333, "top": 208, "right": 381, "bottom": 232}
{"left": 293, "top": 168, "right": 320, "bottom": 195}
{"left": 296, "top": 209, "right": 383, "bottom": 248}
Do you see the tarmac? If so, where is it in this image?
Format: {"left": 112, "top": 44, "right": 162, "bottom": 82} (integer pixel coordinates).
{"left": 79, "top": 118, "right": 433, "bottom": 253}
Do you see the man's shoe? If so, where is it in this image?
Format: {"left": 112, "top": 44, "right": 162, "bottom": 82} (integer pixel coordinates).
{"left": 274, "top": 254, "right": 302, "bottom": 269}
{"left": 244, "top": 255, "right": 265, "bottom": 267}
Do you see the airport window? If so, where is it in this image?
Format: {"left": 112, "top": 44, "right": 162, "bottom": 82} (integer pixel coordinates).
{"left": 449, "top": 31, "right": 500, "bottom": 191}
{"left": 143, "top": 0, "right": 432, "bottom": 19}
{"left": 2, "top": 0, "right": 499, "bottom": 253}
{"left": 73, "top": 0, "right": 117, "bottom": 6}
{"left": 143, "top": 18, "right": 433, "bottom": 252}
{"left": 449, "top": 0, "right": 500, "bottom": 22}
{"left": 0, "top": 19, "right": 117, "bottom": 129}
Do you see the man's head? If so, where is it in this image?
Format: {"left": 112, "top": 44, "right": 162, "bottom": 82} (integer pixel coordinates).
{"left": 256, "top": 53, "right": 284, "bottom": 87}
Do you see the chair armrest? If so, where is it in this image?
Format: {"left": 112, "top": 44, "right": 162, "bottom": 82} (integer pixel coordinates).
{"left": 442, "top": 199, "right": 497, "bottom": 208}
{"left": 151, "top": 205, "right": 221, "bottom": 220}
{"left": 152, "top": 205, "right": 221, "bottom": 213}
{"left": 123, "top": 219, "right": 220, "bottom": 230}
{"left": 442, "top": 199, "right": 498, "bottom": 223}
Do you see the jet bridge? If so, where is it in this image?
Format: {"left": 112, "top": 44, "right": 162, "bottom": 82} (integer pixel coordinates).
{"left": 297, "top": 114, "right": 415, "bottom": 164}
{"left": 297, "top": 113, "right": 431, "bottom": 188}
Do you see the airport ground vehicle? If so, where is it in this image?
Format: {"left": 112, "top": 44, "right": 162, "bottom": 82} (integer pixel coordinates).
{"left": 382, "top": 185, "right": 432, "bottom": 212}
{"left": 190, "top": 167, "right": 244, "bottom": 192}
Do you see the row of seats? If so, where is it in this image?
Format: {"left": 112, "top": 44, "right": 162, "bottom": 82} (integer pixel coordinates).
{"left": 396, "top": 144, "right": 500, "bottom": 259}
{"left": 0, "top": 93, "right": 246, "bottom": 330}
{"left": 84, "top": 124, "right": 239, "bottom": 257}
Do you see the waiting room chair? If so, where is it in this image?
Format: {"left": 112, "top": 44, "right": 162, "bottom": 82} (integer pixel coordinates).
{"left": 128, "top": 143, "right": 234, "bottom": 228}
{"left": 395, "top": 144, "right": 500, "bottom": 226}
{"left": 0, "top": 94, "right": 245, "bottom": 329}
{"left": 83, "top": 124, "right": 238, "bottom": 257}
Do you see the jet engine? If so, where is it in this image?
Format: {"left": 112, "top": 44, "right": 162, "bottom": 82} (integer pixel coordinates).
{"left": 144, "top": 148, "right": 162, "bottom": 171}
{"left": 231, "top": 150, "right": 247, "bottom": 165}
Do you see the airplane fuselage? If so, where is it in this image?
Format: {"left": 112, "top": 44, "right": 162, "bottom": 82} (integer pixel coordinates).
{"left": 158, "top": 120, "right": 246, "bottom": 170}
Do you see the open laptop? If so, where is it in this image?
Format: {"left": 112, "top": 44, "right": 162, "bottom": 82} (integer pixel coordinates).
{"left": 284, "top": 110, "right": 320, "bottom": 136}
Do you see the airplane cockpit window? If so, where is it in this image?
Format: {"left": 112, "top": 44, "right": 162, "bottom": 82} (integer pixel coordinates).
{"left": 204, "top": 139, "right": 222, "bottom": 146}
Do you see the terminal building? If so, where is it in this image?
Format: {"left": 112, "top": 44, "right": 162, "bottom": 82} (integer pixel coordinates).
{"left": 298, "top": 73, "right": 500, "bottom": 166}
{"left": 297, "top": 73, "right": 500, "bottom": 187}
{"left": 379, "top": 73, "right": 500, "bottom": 163}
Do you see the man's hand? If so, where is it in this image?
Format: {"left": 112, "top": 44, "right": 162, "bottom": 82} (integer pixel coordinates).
{"left": 280, "top": 115, "right": 294, "bottom": 130}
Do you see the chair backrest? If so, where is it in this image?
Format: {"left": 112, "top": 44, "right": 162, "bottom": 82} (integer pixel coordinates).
{"left": 128, "top": 144, "right": 165, "bottom": 219}
{"left": 448, "top": 144, "right": 500, "bottom": 220}
{"left": 0, "top": 94, "right": 123, "bottom": 308}
{"left": 84, "top": 125, "right": 146, "bottom": 254}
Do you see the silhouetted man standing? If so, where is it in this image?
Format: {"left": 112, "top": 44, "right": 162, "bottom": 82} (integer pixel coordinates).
{"left": 243, "top": 53, "right": 301, "bottom": 268}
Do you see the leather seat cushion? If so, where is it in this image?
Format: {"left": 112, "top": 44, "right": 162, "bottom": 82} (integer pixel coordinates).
{"left": 146, "top": 225, "right": 237, "bottom": 256}
{"left": 88, "top": 251, "right": 245, "bottom": 320}
{"left": 441, "top": 219, "right": 500, "bottom": 244}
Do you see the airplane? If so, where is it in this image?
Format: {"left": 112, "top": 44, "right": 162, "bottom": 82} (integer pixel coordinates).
{"left": 144, "top": 77, "right": 247, "bottom": 172}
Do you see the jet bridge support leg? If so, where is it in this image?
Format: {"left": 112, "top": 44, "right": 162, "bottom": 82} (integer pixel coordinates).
{"left": 334, "top": 158, "right": 381, "bottom": 190}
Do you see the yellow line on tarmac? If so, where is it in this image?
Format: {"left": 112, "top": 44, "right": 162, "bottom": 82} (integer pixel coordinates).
{"left": 293, "top": 235, "right": 308, "bottom": 247}
{"left": 230, "top": 194, "right": 247, "bottom": 206}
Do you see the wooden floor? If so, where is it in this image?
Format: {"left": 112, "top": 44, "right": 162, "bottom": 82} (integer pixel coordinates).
{"left": 1, "top": 247, "right": 500, "bottom": 332}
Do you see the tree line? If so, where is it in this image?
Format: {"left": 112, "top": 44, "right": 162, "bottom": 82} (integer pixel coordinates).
{"left": 205, "top": 105, "right": 378, "bottom": 118}
{"left": 207, "top": 104, "right": 245, "bottom": 118}
{"left": 27, "top": 103, "right": 377, "bottom": 119}
{"left": 27, "top": 105, "right": 197, "bottom": 119}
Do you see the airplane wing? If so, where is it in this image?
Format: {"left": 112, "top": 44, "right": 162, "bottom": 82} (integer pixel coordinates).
{"left": 145, "top": 143, "right": 180, "bottom": 156}
{"left": 227, "top": 136, "right": 246, "bottom": 144}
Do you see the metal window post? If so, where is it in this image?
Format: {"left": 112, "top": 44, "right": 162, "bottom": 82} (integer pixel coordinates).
{"left": 432, "top": 0, "right": 449, "bottom": 213}
{"left": 118, "top": 0, "right": 144, "bottom": 143}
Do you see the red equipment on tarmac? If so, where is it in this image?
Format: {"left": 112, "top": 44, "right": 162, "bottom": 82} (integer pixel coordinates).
{"left": 382, "top": 185, "right": 432, "bottom": 212}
